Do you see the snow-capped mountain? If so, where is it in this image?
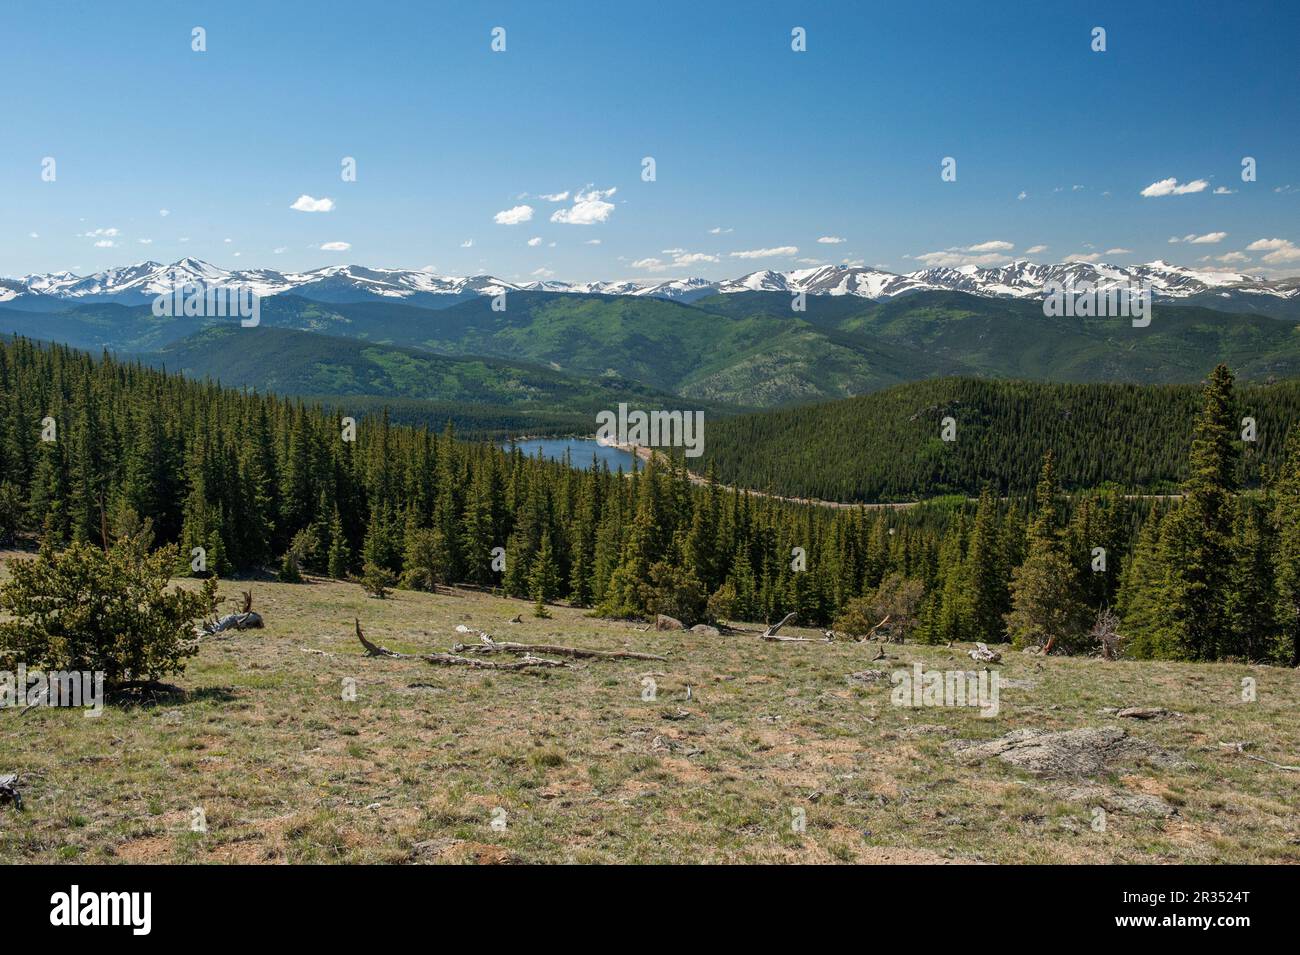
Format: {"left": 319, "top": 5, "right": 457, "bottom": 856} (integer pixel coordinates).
{"left": 3, "top": 258, "right": 1296, "bottom": 308}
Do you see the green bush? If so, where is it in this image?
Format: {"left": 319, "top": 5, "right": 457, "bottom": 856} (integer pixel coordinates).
{"left": 0, "top": 538, "right": 218, "bottom": 684}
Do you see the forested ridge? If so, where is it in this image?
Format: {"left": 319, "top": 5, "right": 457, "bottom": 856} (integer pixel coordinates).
{"left": 1, "top": 336, "right": 1297, "bottom": 665}
{"left": 699, "top": 376, "right": 1300, "bottom": 502}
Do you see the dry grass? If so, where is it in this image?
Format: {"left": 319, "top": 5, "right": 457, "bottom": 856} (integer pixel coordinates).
{"left": 2, "top": 574, "right": 1298, "bottom": 864}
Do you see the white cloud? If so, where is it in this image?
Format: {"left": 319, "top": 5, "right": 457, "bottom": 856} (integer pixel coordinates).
{"left": 796, "top": 258, "right": 825, "bottom": 266}
{"left": 709, "top": 226, "right": 733, "bottom": 235}
{"left": 291, "top": 194, "right": 335, "bottom": 212}
{"left": 1140, "top": 177, "right": 1209, "bottom": 197}
{"left": 527, "top": 236, "right": 542, "bottom": 247}
{"left": 1023, "top": 244, "right": 1048, "bottom": 255}
{"left": 159, "top": 209, "right": 170, "bottom": 217}
{"left": 817, "top": 236, "right": 846, "bottom": 244}
{"left": 550, "top": 186, "right": 616, "bottom": 225}
{"left": 1168, "top": 232, "right": 1227, "bottom": 244}
{"left": 138, "top": 238, "right": 153, "bottom": 245}
{"left": 1216, "top": 252, "right": 1250, "bottom": 264}
{"left": 729, "top": 246, "right": 798, "bottom": 259}
{"left": 585, "top": 239, "right": 601, "bottom": 245}
{"left": 320, "top": 241, "right": 351, "bottom": 252}
{"left": 460, "top": 239, "right": 474, "bottom": 248}
{"left": 1017, "top": 191, "right": 1027, "bottom": 201}
{"left": 1213, "top": 186, "right": 1236, "bottom": 195}
{"left": 494, "top": 204, "right": 534, "bottom": 225}
{"left": 1104, "top": 248, "right": 1132, "bottom": 255}
{"left": 1064, "top": 252, "right": 1103, "bottom": 263}
{"left": 28, "top": 232, "right": 38, "bottom": 239}
{"left": 94, "top": 240, "right": 115, "bottom": 248}
{"left": 911, "top": 240, "right": 1016, "bottom": 268}
{"left": 1246, "top": 238, "right": 1300, "bottom": 264}
{"left": 636, "top": 250, "right": 719, "bottom": 271}
{"left": 531, "top": 267, "right": 555, "bottom": 278}
{"left": 536, "top": 191, "right": 570, "bottom": 202}
{"left": 673, "top": 252, "right": 719, "bottom": 266}
{"left": 78, "top": 227, "right": 119, "bottom": 238}
{"left": 273, "top": 247, "right": 287, "bottom": 254}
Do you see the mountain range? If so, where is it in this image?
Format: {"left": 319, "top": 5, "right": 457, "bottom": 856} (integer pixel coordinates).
{"left": 4, "top": 257, "right": 1298, "bottom": 309}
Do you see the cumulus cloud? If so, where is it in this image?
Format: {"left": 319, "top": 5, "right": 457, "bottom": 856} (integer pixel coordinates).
{"left": 28, "top": 232, "right": 38, "bottom": 239}
{"left": 138, "top": 238, "right": 153, "bottom": 245}
{"left": 460, "top": 239, "right": 474, "bottom": 248}
{"left": 729, "top": 246, "right": 798, "bottom": 259}
{"left": 1246, "top": 238, "right": 1300, "bottom": 264}
{"left": 1168, "top": 232, "right": 1227, "bottom": 245}
{"left": 320, "top": 241, "right": 351, "bottom": 252}
{"left": 817, "top": 236, "right": 846, "bottom": 244}
{"left": 159, "top": 209, "right": 170, "bottom": 217}
{"left": 1213, "top": 186, "right": 1236, "bottom": 195}
{"left": 1023, "top": 244, "right": 1048, "bottom": 255}
{"left": 536, "top": 191, "right": 570, "bottom": 202}
{"left": 94, "top": 240, "right": 115, "bottom": 248}
{"left": 673, "top": 252, "right": 719, "bottom": 266}
{"left": 912, "top": 240, "right": 1016, "bottom": 268}
{"left": 494, "top": 204, "right": 534, "bottom": 225}
{"left": 634, "top": 250, "right": 719, "bottom": 271}
{"left": 1064, "top": 252, "right": 1103, "bottom": 263}
{"left": 1216, "top": 252, "right": 1250, "bottom": 264}
{"left": 1104, "top": 248, "right": 1132, "bottom": 255}
{"left": 1140, "top": 177, "right": 1209, "bottom": 197}
{"left": 78, "top": 227, "right": 119, "bottom": 238}
{"left": 291, "top": 194, "right": 335, "bottom": 212}
{"left": 527, "top": 236, "right": 542, "bottom": 247}
{"left": 585, "top": 239, "right": 601, "bottom": 245}
{"left": 550, "top": 186, "right": 616, "bottom": 225}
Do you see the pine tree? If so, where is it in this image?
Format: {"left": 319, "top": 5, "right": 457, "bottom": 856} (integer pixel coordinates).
{"left": 1005, "top": 453, "right": 1090, "bottom": 651}
{"left": 1155, "top": 364, "right": 1240, "bottom": 660}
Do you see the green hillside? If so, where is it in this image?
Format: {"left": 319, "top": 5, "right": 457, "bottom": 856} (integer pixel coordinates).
{"left": 697, "top": 376, "right": 1300, "bottom": 502}
{"left": 152, "top": 324, "right": 696, "bottom": 413}
{"left": 7, "top": 289, "right": 1300, "bottom": 410}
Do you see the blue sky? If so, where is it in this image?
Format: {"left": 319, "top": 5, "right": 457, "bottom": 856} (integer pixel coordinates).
{"left": 3, "top": 0, "right": 1298, "bottom": 281}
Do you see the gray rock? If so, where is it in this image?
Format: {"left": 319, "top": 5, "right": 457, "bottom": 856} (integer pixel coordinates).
{"left": 949, "top": 726, "right": 1188, "bottom": 778}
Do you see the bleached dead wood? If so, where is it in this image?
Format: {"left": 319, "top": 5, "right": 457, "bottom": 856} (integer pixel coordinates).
{"left": 196, "top": 590, "right": 264, "bottom": 636}
{"left": 760, "top": 612, "right": 830, "bottom": 643}
{"left": 1220, "top": 741, "right": 1300, "bottom": 772}
{"left": 450, "top": 630, "right": 666, "bottom": 662}
{"left": 355, "top": 620, "right": 573, "bottom": 671}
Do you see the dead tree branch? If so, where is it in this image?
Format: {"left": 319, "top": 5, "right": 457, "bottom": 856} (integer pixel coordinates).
{"left": 451, "top": 630, "right": 666, "bottom": 661}
{"left": 760, "top": 612, "right": 830, "bottom": 643}
{"left": 354, "top": 620, "right": 574, "bottom": 671}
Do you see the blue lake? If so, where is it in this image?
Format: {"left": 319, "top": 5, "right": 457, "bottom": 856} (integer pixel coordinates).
{"left": 505, "top": 437, "right": 637, "bottom": 471}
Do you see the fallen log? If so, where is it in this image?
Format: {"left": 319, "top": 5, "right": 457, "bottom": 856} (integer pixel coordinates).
{"left": 196, "top": 590, "right": 264, "bottom": 635}
{"left": 355, "top": 620, "right": 573, "bottom": 671}
{"left": 451, "top": 631, "right": 666, "bottom": 661}
{"left": 1220, "top": 741, "right": 1300, "bottom": 772}
{"left": 760, "top": 612, "right": 829, "bottom": 643}
{"left": 0, "top": 774, "right": 22, "bottom": 810}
